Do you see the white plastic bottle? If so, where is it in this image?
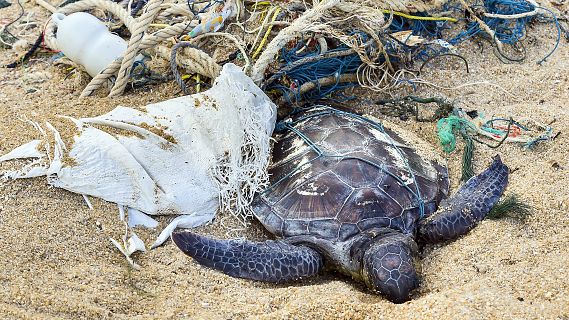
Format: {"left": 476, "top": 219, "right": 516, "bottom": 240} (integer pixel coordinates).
{"left": 52, "top": 12, "right": 128, "bottom": 77}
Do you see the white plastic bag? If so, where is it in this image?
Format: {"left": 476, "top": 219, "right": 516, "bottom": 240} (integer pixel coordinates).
{"left": 1, "top": 64, "right": 277, "bottom": 248}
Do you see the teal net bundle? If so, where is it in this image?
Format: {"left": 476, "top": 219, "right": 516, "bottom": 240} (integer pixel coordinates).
{"left": 436, "top": 115, "right": 478, "bottom": 153}
{"left": 436, "top": 111, "right": 556, "bottom": 180}
{"left": 436, "top": 115, "right": 478, "bottom": 180}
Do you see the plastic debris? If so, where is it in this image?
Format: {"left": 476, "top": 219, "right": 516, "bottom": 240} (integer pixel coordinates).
{"left": 0, "top": 63, "right": 277, "bottom": 255}
{"left": 128, "top": 208, "right": 159, "bottom": 229}
{"left": 152, "top": 213, "right": 215, "bottom": 249}
{"left": 0, "top": 140, "right": 44, "bottom": 162}
{"left": 52, "top": 12, "right": 131, "bottom": 77}
{"left": 189, "top": 3, "right": 235, "bottom": 38}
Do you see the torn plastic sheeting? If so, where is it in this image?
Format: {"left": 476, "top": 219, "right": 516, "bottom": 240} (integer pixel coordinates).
{"left": 152, "top": 212, "right": 215, "bottom": 249}
{"left": 0, "top": 63, "right": 277, "bottom": 248}
{"left": 128, "top": 208, "right": 159, "bottom": 229}
{"left": 0, "top": 140, "right": 44, "bottom": 161}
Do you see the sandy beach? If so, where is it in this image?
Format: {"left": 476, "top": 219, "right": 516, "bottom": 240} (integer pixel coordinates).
{"left": 1, "top": 1, "right": 568, "bottom": 318}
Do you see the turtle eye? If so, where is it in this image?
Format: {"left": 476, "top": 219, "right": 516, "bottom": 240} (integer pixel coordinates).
{"left": 361, "top": 234, "right": 419, "bottom": 303}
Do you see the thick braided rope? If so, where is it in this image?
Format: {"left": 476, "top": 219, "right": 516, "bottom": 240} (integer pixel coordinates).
{"left": 164, "top": 42, "right": 221, "bottom": 94}
{"left": 41, "top": 0, "right": 204, "bottom": 97}
{"left": 156, "top": 3, "right": 193, "bottom": 20}
{"left": 156, "top": 44, "right": 221, "bottom": 79}
{"left": 192, "top": 32, "right": 251, "bottom": 73}
{"left": 79, "top": 21, "right": 195, "bottom": 97}
{"left": 109, "top": 0, "right": 164, "bottom": 96}
{"left": 138, "top": 21, "right": 197, "bottom": 49}
{"left": 250, "top": 0, "right": 341, "bottom": 85}
{"left": 80, "top": 61, "right": 119, "bottom": 97}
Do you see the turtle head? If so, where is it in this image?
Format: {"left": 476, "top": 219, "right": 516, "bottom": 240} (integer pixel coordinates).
{"left": 360, "top": 231, "right": 419, "bottom": 303}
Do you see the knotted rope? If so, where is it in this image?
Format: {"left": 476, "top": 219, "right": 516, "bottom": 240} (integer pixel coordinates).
{"left": 109, "top": 0, "right": 163, "bottom": 96}
{"left": 42, "top": 0, "right": 457, "bottom": 96}
{"left": 44, "top": 0, "right": 221, "bottom": 97}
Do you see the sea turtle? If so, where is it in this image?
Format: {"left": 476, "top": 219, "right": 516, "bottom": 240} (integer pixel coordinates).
{"left": 172, "top": 106, "right": 509, "bottom": 303}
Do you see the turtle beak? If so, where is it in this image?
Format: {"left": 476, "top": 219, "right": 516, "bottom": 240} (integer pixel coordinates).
{"left": 361, "top": 233, "right": 419, "bottom": 303}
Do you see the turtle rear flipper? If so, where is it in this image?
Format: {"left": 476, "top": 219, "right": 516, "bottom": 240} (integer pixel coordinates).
{"left": 172, "top": 231, "right": 323, "bottom": 282}
{"left": 418, "top": 155, "right": 509, "bottom": 243}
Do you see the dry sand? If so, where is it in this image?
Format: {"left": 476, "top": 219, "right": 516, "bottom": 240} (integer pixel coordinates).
{"left": 1, "top": 2, "right": 569, "bottom": 319}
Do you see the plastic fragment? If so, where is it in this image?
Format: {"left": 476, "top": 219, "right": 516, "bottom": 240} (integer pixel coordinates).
{"left": 151, "top": 212, "right": 214, "bottom": 249}
{"left": 127, "top": 208, "right": 159, "bottom": 229}
{"left": 0, "top": 140, "right": 44, "bottom": 162}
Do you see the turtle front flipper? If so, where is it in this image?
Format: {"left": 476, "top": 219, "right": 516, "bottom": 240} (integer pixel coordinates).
{"left": 418, "top": 155, "right": 509, "bottom": 243}
{"left": 172, "top": 231, "right": 323, "bottom": 282}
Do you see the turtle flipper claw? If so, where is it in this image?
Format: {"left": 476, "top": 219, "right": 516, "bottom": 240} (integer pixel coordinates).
{"left": 418, "top": 155, "right": 509, "bottom": 243}
{"left": 172, "top": 231, "right": 323, "bottom": 282}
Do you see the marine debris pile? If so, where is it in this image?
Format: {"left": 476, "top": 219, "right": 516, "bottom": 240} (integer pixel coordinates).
{"left": 2, "top": 0, "right": 566, "bottom": 100}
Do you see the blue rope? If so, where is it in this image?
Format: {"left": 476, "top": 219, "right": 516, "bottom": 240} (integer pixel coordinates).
{"left": 449, "top": 0, "right": 536, "bottom": 45}
{"left": 269, "top": 39, "right": 364, "bottom": 102}
{"left": 406, "top": 0, "right": 563, "bottom": 64}
{"left": 268, "top": 0, "right": 561, "bottom": 100}
{"left": 535, "top": 6, "right": 561, "bottom": 64}
{"left": 387, "top": 14, "right": 449, "bottom": 39}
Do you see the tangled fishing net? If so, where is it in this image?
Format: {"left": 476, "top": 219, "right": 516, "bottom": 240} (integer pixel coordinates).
{"left": 4, "top": 0, "right": 558, "bottom": 103}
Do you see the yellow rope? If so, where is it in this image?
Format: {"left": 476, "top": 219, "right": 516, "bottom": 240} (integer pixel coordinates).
{"left": 381, "top": 10, "right": 458, "bottom": 22}
{"left": 250, "top": 1, "right": 270, "bottom": 9}
{"left": 195, "top": 74, "right": 201, "bottom": 92}
{"left": 180, "top": 74, "right": 202, "bottom": 92}
{"left": 252, "top": 7, "right": 281, "bottom": 59}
